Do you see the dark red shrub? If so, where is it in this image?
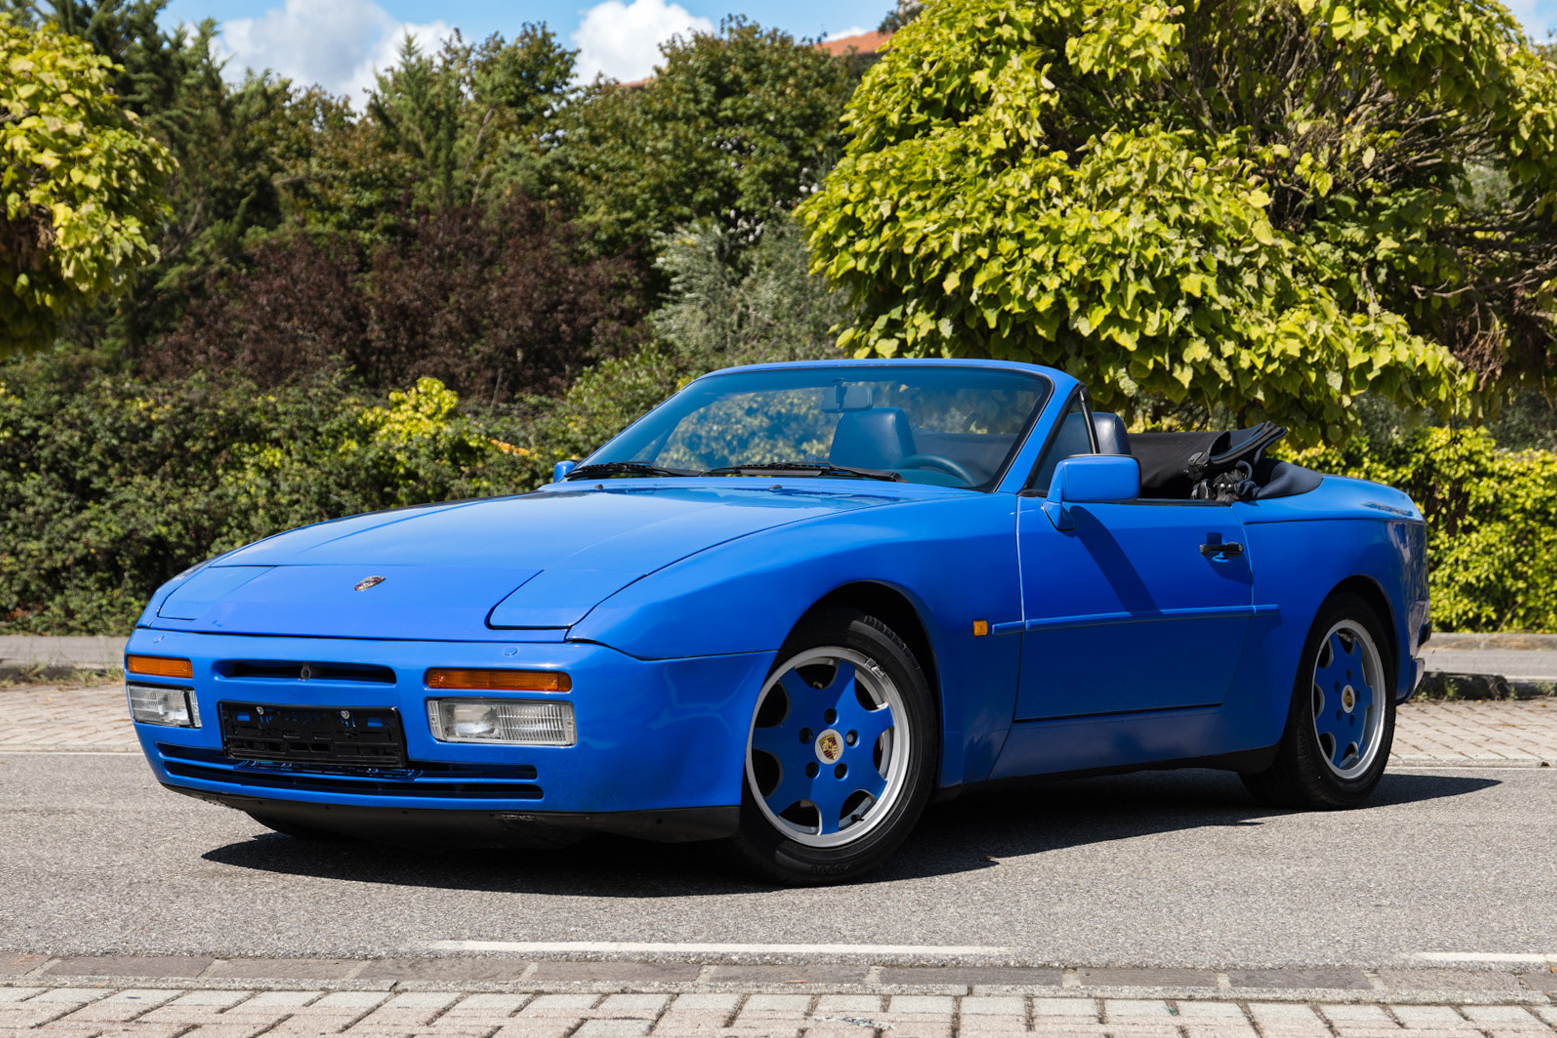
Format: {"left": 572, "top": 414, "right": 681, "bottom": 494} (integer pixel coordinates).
{"left": 148, "top": 233, "right": 369, "bottom": 384}
{"left": 148, "top": 195, "right": 645, "bottom": 399}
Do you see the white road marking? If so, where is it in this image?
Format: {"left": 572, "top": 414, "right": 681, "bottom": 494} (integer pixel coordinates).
{"left": 423, "top": 940, "right": 1013, "bottom": 956}
{"left": 1416, "top": 952, "right": 1557, "bottom": 964}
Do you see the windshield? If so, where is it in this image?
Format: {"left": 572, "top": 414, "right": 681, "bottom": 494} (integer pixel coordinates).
{"left": 584, "top": 365, "right": 1052, "bottom": 490}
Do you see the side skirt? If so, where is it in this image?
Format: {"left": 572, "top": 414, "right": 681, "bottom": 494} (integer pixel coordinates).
{"left": 934, "top": 743, "right": 1280, "bottom": 802}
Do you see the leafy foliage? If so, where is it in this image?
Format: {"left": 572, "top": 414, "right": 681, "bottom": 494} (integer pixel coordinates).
{"left": 518, "top": 349, "right": 688, "bottom": 478}
{"left": 148, "top": 196, "right": 647, "bottom": 401}
{"left": 1306, "top": 428, "right": 1557, "bottom": 633}
{"left": 556, "top": 18, "right": 857, "bottom": 258}
{"left": 878, "top": 2, "right": 922, "bottom": 33}
{"left": 652, "top": 214, "right": 853, "bottom": 371}
{"left": 366, "top": 27, "right": 576, "bottom": 211}
{"left": 31, "top": 1, "right": 321, "bottom": 358}
{"left": 801, "top": 0, "right": 1557, "bottom": 444}
{"left": 1, "top": 15, "right": 173, "bottom": 354}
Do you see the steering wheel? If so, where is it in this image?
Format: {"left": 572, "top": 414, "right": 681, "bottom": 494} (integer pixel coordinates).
{"left": 897, "top": 453, "right": 979, "bottom": 485}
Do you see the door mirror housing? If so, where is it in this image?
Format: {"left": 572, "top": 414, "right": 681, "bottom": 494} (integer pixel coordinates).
{"left": 553, "top": 460, "right": 578, "bottom": 483}
{"left": 1043, "top": 455, "right": 1140, "bottom": 530}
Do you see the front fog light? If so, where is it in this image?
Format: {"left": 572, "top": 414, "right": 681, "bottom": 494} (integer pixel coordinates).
{"left": 427, "top": 698, "right": 576, "bottom": 746}
{"left": 128, "top": 684, "right": 200, "bottom": 728}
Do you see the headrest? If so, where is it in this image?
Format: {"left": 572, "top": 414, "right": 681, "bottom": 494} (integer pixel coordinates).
{"left": 1091, "top": 412, "right": 1133, "bottom": 456}
{"left": 830, "top": 408, "right": 915, "bottom": 470}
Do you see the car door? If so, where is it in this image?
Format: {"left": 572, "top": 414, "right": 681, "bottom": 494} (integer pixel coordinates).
{"left": 1013, "top": 397, "right": 1255, "bottom": 720}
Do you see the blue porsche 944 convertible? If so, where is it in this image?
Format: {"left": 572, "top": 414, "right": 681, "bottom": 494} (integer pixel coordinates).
{"left": 126, "top": 360, "right": 1429, "bottom": 883}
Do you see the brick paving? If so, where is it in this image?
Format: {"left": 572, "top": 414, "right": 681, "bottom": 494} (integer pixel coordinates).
{"left": 0, "top": 982, "right": 1555, "bottom": 1038}
{"left": 0, "top": 682, "right": 138, "bottom": 752}
{"left": 1388, "top": 700, "right": 1557, "bottom": 767}
{"left": 2, "top": 683, "right": 1553, "bottom": 766}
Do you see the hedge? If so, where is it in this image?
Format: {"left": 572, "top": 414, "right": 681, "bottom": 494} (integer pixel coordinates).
{"left": 1308, "top": 427, "right": 1557, "bottom": 634}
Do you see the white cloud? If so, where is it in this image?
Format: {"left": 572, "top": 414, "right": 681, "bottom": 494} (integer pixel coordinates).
{"left": 572, "top": 0, "right": 714, "bottom": 83}
{"left": 216, "top": 0, "right": 455, "bottom": 103}
{"left": 1503, "top": 0, "right": 1557, "bottom": 39}
{"left": 824, "top": 26, "right": 870, "bottom": 41}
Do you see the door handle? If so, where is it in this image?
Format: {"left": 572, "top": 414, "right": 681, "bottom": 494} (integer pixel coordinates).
{"left": 1201, "top": 541, "right": 1244, "bottom": 557}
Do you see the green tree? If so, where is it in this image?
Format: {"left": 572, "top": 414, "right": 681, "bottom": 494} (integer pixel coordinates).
{"left": 15, "top": 1, "right": 317, "bottom": 358}
{"left": 366, "top": 26, "right": 576, "bottom": 211}
{"left": 556, "top": 18, "right": 856, "bottom": 258}
{"left": 801, "top": 0, "right": 1557, "bottom": 444}
{"left": 877, "top": 1, "right": 922, "bottom": 33}
{"left": 1, "top": 15, "right": 173, "bottom": 354}
{"left": 652, "top": 214, "right": 852, "bottom": 370}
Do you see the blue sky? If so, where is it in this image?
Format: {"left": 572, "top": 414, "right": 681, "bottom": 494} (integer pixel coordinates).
{"left": 160, "top": 0, "right": 894, "bottom": 97}
{"left": 160, "top": 0, "right": 1557, "bottom": 103}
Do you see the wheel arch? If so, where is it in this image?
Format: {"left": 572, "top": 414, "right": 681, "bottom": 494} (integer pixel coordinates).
{"left": 1325, "top": 575, "right": 1400, "bottom": 677}
{"left": 793, "top": 582, "right": 944, "bottom": 725}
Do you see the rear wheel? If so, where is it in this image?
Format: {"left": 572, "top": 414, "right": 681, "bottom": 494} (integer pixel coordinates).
{"left": 1242, "top": 592, "right": 1396, "bottom": 809}
{"left": 724, "top": 609, "right": 937, "bottom": 884}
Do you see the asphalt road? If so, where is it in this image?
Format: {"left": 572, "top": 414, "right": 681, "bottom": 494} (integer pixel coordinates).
{"left": 1, "top": 752, "right": 1552, "bottom": 971}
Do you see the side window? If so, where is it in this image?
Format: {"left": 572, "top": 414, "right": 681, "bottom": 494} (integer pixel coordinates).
{"left": 1028, "top": 394, "right": 1095, "bottom": 494}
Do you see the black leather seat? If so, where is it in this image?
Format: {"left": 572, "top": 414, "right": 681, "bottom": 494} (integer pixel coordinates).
{"left": 830, "top": 408, "right": 915, "bottom": 470}
{"left": 1091, "top": 412, "right": 1132, "bottom": 456}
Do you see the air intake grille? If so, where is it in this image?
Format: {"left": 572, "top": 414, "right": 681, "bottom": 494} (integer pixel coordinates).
{"left": 218, "top": 660, "right": 397, "bottom": 684}
{"left": 159, "top": 744, "right": 542, "bottom": 800}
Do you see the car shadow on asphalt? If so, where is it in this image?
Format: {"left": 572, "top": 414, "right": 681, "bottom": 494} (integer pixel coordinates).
{"left": 200, "top": 768, "right": 1500, "bottom": 892}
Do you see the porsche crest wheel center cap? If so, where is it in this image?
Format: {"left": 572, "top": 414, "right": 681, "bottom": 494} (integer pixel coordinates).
{"left": 1342, "top": 685, "right": 1356, "bottom": 712}
{"left": 814, "top": 728, "right": 843, "bottom": 764}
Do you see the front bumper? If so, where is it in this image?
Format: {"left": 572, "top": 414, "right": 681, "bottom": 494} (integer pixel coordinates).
{"left": 127, "top": 629, "right": 773, "bottom": 830}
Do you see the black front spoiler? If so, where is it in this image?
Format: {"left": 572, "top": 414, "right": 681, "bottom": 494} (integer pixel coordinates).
{"left": 168, "top": 785, "right": 740, "bottom": 849}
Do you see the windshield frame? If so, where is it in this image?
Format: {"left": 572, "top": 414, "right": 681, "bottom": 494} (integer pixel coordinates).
{"left": 581, "top": 361, "right": 1057, "bottom": 493}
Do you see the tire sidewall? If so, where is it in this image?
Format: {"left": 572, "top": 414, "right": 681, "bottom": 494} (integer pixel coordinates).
{"left": 1287, "top": 593, "right": 1397, "bottom": 806}
{"left": 730, "top": 609, "right": 938, "bottom": 883}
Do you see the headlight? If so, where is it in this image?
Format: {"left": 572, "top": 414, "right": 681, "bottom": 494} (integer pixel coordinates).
{"left": 128, "top": 684, "right": 200, "bottom": 728}
{"left": 426, "top": 698, "right": 576, "bottom": 746}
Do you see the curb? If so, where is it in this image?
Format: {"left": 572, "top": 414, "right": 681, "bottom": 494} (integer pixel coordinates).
{"left": 2, "top": 958, "right": 1554, "bottom": 1007}
{"left": 0, "top": 636, "right": 124, "bottom": 683}
{"left": 1416, "top": 673, "right": 1557, "bottom": 700}
{"left": 1430, "top": 633, "right": 1557, "bottom": 651}
{"left": 0, "top": 665, "right": 122, "bottom": 684}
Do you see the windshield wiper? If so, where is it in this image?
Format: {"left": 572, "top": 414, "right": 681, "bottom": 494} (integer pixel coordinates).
{"left": 701, "top": 461, "right": 903, "bottom": 482}
{"left": 564, "top": 461, "right": 700, "bottom": 480}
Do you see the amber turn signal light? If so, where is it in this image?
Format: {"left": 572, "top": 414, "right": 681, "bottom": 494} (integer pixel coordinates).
{"left": 425, "top": 668, "right": 571, "bottom": 692}
{"left": 125, "top": 655, "right": 195, "bottom": 679}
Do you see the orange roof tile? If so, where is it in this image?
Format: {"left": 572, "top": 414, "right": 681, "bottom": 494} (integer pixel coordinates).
{"left": 817, "top": 30, "right": 893, "bottom": 56}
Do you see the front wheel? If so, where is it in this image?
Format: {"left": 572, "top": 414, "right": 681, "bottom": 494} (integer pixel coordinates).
{"left": 1242, "top": 592, "right": 1396, "bottom": 809}
{"left": 723, "top": 610, "right": 938, "bottom": 884}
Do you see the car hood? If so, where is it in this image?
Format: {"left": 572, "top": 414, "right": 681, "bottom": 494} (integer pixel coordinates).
{"left": 145, "top": 483, "right": 904, "bottom": 639}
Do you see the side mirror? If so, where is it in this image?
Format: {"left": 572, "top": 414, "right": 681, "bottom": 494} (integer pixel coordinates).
{"left": 553, "top": 460, "right": 578, "bottom": 483}
{"left": 1043, "top": 455, "right": 1140, "bottom": 531}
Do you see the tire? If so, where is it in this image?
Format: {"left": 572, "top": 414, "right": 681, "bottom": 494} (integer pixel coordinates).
{"left": 246, "top": 812, "right": 341, "bottom": 842}
{"left": 1242, "top": 592, "right": 1397, "bottom": 809}
{"left": 723, "top": 609, "right": 938, "bottom": 884}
